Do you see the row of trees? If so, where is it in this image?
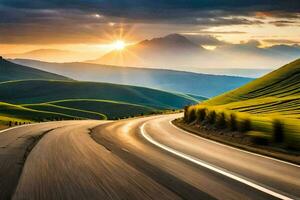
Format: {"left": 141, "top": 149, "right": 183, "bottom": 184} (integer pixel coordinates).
{"left": 184, "top": 106, "right": 285, "bottom": 145}
{"left": 8, "top": 121, "right": 31, "bottom": 127}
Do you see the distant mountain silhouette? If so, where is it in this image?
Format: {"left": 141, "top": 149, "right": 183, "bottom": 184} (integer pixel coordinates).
{"left": 11, "top": 59, "right": 253, "bottom": 98}
{"left": 88, "top": 34, "right": 300, "bottom": 69}
{"left": 3, "top": 49, "right": 97, "bottom": 63}
{"left": 89, "top": 34, "right": 207, "bottom": 68}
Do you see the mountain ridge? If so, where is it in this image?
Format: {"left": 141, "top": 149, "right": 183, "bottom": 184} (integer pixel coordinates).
{"left": 11, "top": 58, "right": 253, "bottom": 98}
{"left": 0, "top": 58, "right": 71, "bottom": 82}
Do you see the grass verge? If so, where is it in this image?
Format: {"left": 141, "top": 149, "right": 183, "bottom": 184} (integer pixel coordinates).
{"left": 173, "top": 118, "right": 300, "bottom": 165}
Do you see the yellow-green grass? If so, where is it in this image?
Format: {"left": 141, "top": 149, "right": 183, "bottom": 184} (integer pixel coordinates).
{"left": 22, "top": 103, "right": 107, "bottom": 120}
{"left": 47, "top": 99, "right": 157, "bottom": 119}
{"left": 187, "top": 59, "right": 300, "bottom": 150}
{"left": 206, "top": 59, "right": 300, "bottom": 105}
{"left": 0, "top": 102, "right": 81, "bottom": 124}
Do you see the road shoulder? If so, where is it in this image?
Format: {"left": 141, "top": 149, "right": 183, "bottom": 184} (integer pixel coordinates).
{"left": 173, "top": 119, "right": 300, "bottom": 166}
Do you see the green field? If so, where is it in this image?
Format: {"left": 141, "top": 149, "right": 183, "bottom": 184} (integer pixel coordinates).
{"left": 23, "top": 103, "right": 107, "bottom": 120}
{"left": 23, "top": 99, "right": 156, "bottom": 119}
{"left": 0, "top": 80, "right": 197, "bottom": 109}
{"left": 186, "top": 59, "right": 300, "bottom": 150}
{"left": 47, "top": 99, "right": 156, "bottom": 119}
{"left": 0, "top": 58, "right": 197, "bottom": 123}
{"left": 0, "top": 79, "right": 197, "bottom": 124}
{"left": 0, "top": 102, "right": 81, "bottom": 125}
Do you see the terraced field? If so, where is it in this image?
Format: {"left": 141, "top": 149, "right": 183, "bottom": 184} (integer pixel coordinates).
{"left": 186, "top": 59, "right": 300, "bottom": 150}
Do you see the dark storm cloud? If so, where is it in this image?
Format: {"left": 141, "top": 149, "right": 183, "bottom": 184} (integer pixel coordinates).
{"left": 1, "top": 0, "right": 300, "bottom": 44}
{"left": 269, "top": 20, "right": 298, "bottom": 27}
{"left": 2, "top": 0, "right": 300, "bottom": 21}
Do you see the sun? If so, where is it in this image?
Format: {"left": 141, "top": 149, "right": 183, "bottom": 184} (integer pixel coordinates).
{"left": 112, "top": 40, "right": 126, "bottom": 50}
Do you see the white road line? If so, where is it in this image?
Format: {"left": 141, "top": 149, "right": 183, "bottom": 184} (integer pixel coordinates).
{"left": 140, "top": 123, "right": 294, "bottom": 200}
{"left": 0, "top": 123, "right": 34, "bottom": 134}
{"left": 169, "top": 119, "right": 300, "bottom": 168}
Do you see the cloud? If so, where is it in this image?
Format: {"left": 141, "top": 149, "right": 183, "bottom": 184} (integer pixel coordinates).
{"left": 269, "top": 20, "right": 298, "bottom": 27}
{"left": 2, "top": 0, "right": 300, "bottom": 22}
{"left": 182, "top": 31, "right": 247, "bottom": 35}
{"left": 242, "top": 40, "right": 262, "bottom": 47}
{"left": 183, "top": 35, "right": 227, "bottom": 46}
{"left": 263, "top": 39, "right": 300, "bottom": 45}
{"left": 1, "top": 0, "right": 300, "bottom": 44}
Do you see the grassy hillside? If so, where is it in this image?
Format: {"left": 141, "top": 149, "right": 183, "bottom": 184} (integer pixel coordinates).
{"left": 11, "top": 59, "right": 252, "bottom": 98}
{"left": 23, "top": 103, "right": 107, "bottom": 120}
{"left": 206, "top": 59, "right": 300, "bottom": 106}
{"left": 48, "top": 99, "right": 156, "bottom": 119}
{"left": 186, "top": 59, "right": 300, "bottom": 150}
{"left": 23, "top": 100, "right": 155, "bottom": 119}
{"left": 0, "top": 102, "right": 81, "bottom": 125}
{"left": 0, "top": 80, "right": 197, "bottom": 109}
{"left": 0, "top": 57, "right": 70, "bottom": 82}
{"left": 0, "top": 79, "right": 196, "bottom": 123}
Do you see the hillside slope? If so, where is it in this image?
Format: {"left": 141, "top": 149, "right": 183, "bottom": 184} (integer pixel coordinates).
{"left": 187, "top": 59, "right": 300, "bottom": 150}
{"left": 205, "top": 59, "right": 300, "bottom": 119}
{"left": 0, "top": 57, "right": 70, "bottom": 82}
{"left": 0, "top": 80, "right": 197, "bottom": 109}
{"left": 11, "top": 59, "right": 252, "bottom": 97}
{"left": 0, "top": 102, "right": 83, "bottom": 123}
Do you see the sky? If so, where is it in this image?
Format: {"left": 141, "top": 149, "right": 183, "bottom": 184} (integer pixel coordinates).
{"left": 1, "top": 0, "right": 300, "bottom": 65}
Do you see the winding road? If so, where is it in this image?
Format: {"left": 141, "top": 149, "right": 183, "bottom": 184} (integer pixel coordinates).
{"left": 0, "top": 114, "right": 299, "bottom": 200}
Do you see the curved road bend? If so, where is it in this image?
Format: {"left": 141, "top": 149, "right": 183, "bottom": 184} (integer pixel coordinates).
{"left": 0, "top": 114, "right": 299, "bottom": 199}
{"left": 0, "top": 121, "right": 80, "bottom": 200}
{"left": 12, "top": 120, "right": 180, "bottom": 200}
{"left": 92, "top": 113, "right": 300, "bottom": 200}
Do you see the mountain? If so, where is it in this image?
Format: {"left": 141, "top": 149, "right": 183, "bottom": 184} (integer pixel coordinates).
{"left": 213, "top": 42, "right": 300, "bottom": 68}
{"left": 3, "top": 49, "right": 98, "bottom": 63}
{"left": 11, "top": 59, "right": 252, "bottom": 98}
{"left": 0, "top": 57, "right": 70, "bottom": 82}
{"left": 89, "top": 34, "right": 300, "bottom": 69}
{"left": 89, "top": 34, "right": 207, "bottom": 68}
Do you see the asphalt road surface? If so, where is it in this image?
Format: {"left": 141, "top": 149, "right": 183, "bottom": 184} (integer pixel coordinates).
{"left": 0, "top": 114, "right": 299, "bottom": 200}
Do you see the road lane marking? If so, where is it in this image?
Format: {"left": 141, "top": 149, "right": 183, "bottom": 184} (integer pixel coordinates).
{"left": 140, "top": 123, "right": 294, "bottom": 200}
{"left": 0, "top": 124, "right": 34, "bottom": 134}
{"left": 169, "top": 120, "right": 300, "bottom": 168}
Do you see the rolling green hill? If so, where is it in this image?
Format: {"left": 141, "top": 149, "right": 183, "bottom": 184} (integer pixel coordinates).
{"left": 0, "top": 80, "right": 197, "bottom": 109}
{"left": 48, "top": 99, "right": 156, "bottom": 119}
{"left": 0, "top": 79, "right": 196, "bottom": 123}
{"left": 205, "top": 58, "right": 300, "bottom": 107}
{"left": 187, "top": 59, "right": 300, "bottom": 150}
{"left": 0, "top": 57, "right": 70, "bottom": 82}
{"left": 0, "top": 102, "right": 82, "bottom": 124}
{"left": 12, "top": 59, "right": 252, "bottom": 98}
{"left": 22, "top": 103, "right": 107, "bottom": 120}
{"left": 0, "top": 57, "right": 197, "bottom": 123}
